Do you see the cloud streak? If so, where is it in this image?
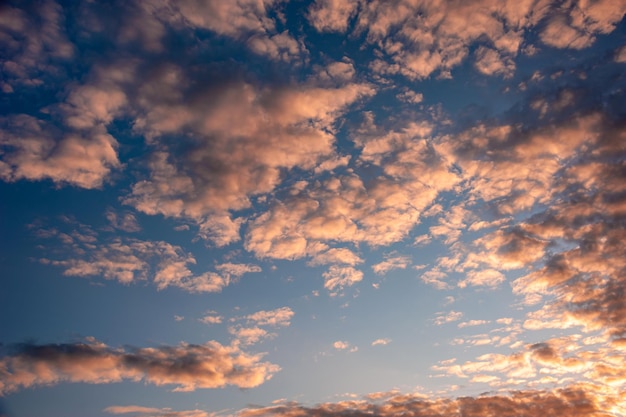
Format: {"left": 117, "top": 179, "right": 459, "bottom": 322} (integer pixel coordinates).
{"left": 0, "top": 338, "right": 279, "bottom": 395}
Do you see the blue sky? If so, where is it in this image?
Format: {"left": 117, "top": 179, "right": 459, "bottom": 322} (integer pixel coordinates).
{"left": 1, "top": 1, "right": 626, "bottom": 416}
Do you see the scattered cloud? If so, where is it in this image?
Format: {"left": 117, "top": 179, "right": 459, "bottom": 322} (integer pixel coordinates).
{"left": 237, "top": 387, "right": 611, "bottom": 417}
{"left": 458, "top": 320, "right": 490, "bottom": 329}
{"left": 36, "top": 218, "right": 261, "bottom": 293}
{"left": 199, "top": 313, "right": 223, "bottom": 325}
{"left": 434, "top": 311, "right": 463, "bottom": 326}
{"left": 372, "top": 254, "right": 411, "bottom": 275}
{"left": 245, "top": 307, "right": 294, "bottom": 327}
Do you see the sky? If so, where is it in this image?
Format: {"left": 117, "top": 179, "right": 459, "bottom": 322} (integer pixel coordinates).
{"left": 1, "top": 0, "right": 626, "bottom": 416}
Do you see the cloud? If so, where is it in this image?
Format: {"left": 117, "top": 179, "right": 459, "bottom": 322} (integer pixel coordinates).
{"left": 474, "top": 46, "right": 515, "bottom": 78}
{"left": 244, "top": 115, "right": 459, "bottom": 266}
{"left": 615, "top": 45, "right": 626, "bottom": 63}
{"left": 0, "top": 0, "right": 74, "bottom": 89}
{"left": 396, "top": 89, "right": 424, "bottom": 104}
{"left": 247, "top": 31, "right": 306, "bottom": 62}
{"left": 245, "top": 307, "right": 294, "bottom": 327}
{"left": 323, "top": 266, "right": 364, "bottom": 295}
{"left": 0, "top": 115, "right": 120, "bottom": 189}
{"left": 458, "top": 269, "right": 505, "bottom": 289}
{"left": 236, "top": 387, "right": 610, "bottom": 417}
{"left": 36, "top": 219, "right": 261, "bottom": 293}
{"left": 306, "top": 0, "right": 626, "bottom": 81}
{"left": 333, "top": 341, "right": 357, "bottom": 352}
{"left": 420, "top": 269, "right": 450, "bottom": 290}
{"left": 371, "top": 338, "right": 391, "bottom": 346}
{"left": 307, "top": 0, "right": 359, "bottom": 33}
{"left": 105, "top": 209, "right": 141, "bottom": 233}
{"left": 104, "top": 405, "right": 212, "bottom": 417}
{"left": 372, "top": 254, "right": 411, "bottom": 275}
{"left": 539, "top": 0, "right": 626, "bottom": 50}
{"left": 122, "top": 69, "right": 375, "bottom": 246}
{"left": 434, "top": 311, "right": 463, "bottom": 326}
{"left": 229, "top": 326, "right": 271, "bottom": 345}
{"left": 308, "top": 248, "right": 363, "bottom": 267}
{"left": 0, "top": 338, "right": 279, "bottom": 395}
{"left": 314, "top": 60, "right": 356, "bottom": 83}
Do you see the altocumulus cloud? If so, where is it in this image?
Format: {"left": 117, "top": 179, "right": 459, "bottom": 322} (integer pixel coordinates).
{"left": 2, "top": 0, "right": 626, "bottom": 416}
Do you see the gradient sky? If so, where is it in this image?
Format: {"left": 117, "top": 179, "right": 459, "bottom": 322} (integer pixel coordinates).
{"left": 1, "top": 1, "right": 626, "bottom": 416}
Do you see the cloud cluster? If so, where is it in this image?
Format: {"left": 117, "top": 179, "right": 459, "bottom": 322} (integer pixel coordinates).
{"left": 228, "top": 307, "right": 295, "bottom": 345}
{"left": 308, "top": 0, "right": 626, "bottom": 79}
{"left": 121, "top": 67, "right": 374, "bottom": 246}
{"left": 37, "top": 218, "right": 261, "bottom": 293}
{"left": 0, "top": 0, "right": 73, "bottom": 90}
{"left": 0, "top": 114, "right": 120, "bottom": 188}
{"left": 0, "top": 338, "right": 279, "bottom": 395}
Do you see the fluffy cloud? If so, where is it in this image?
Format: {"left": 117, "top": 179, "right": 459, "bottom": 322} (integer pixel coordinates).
{"left": 540, "top": 0, "right": 626, "bottom": 49}
{"left": 0, "top": 338, "right": 279, "bottom": 395}
{"left": 0, "top": 115, "right": 120, "bottom": 188}
{"left": 323, "top": 266, "right": 364, "bottom": 295}
{"left": 244, "top": 115, "right": 458, "bottom": 268}
{"left": 199, "top": 313, "right": 223, "bottom": 325}
{"left": 307, "top": 0, "right": 359, "bottom": 33}
{"left": 308, "top": 0, "right": 626, "bottom": 80}
{"left": 105, "top": 209, "right": 141, "bottom": 233}
{"left": 0, "top": 0, "right": 74, "bottom": 89}
{"left": 123, "top": 69, "right": 375, "bottom": 246}
{"left": 229, "top": 326, "right": 271, "bottom": 345}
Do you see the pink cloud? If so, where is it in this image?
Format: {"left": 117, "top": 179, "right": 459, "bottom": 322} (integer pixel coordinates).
{"left": 0, "top": 338, "right": 279, "bottom": 395}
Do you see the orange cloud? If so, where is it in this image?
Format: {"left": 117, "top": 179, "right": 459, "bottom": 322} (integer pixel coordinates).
{"left": 237, "top": 387, "right": 613, "bottom": 417}
{"left": 0, "top": 338, "right": 279, "bottom": 395}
